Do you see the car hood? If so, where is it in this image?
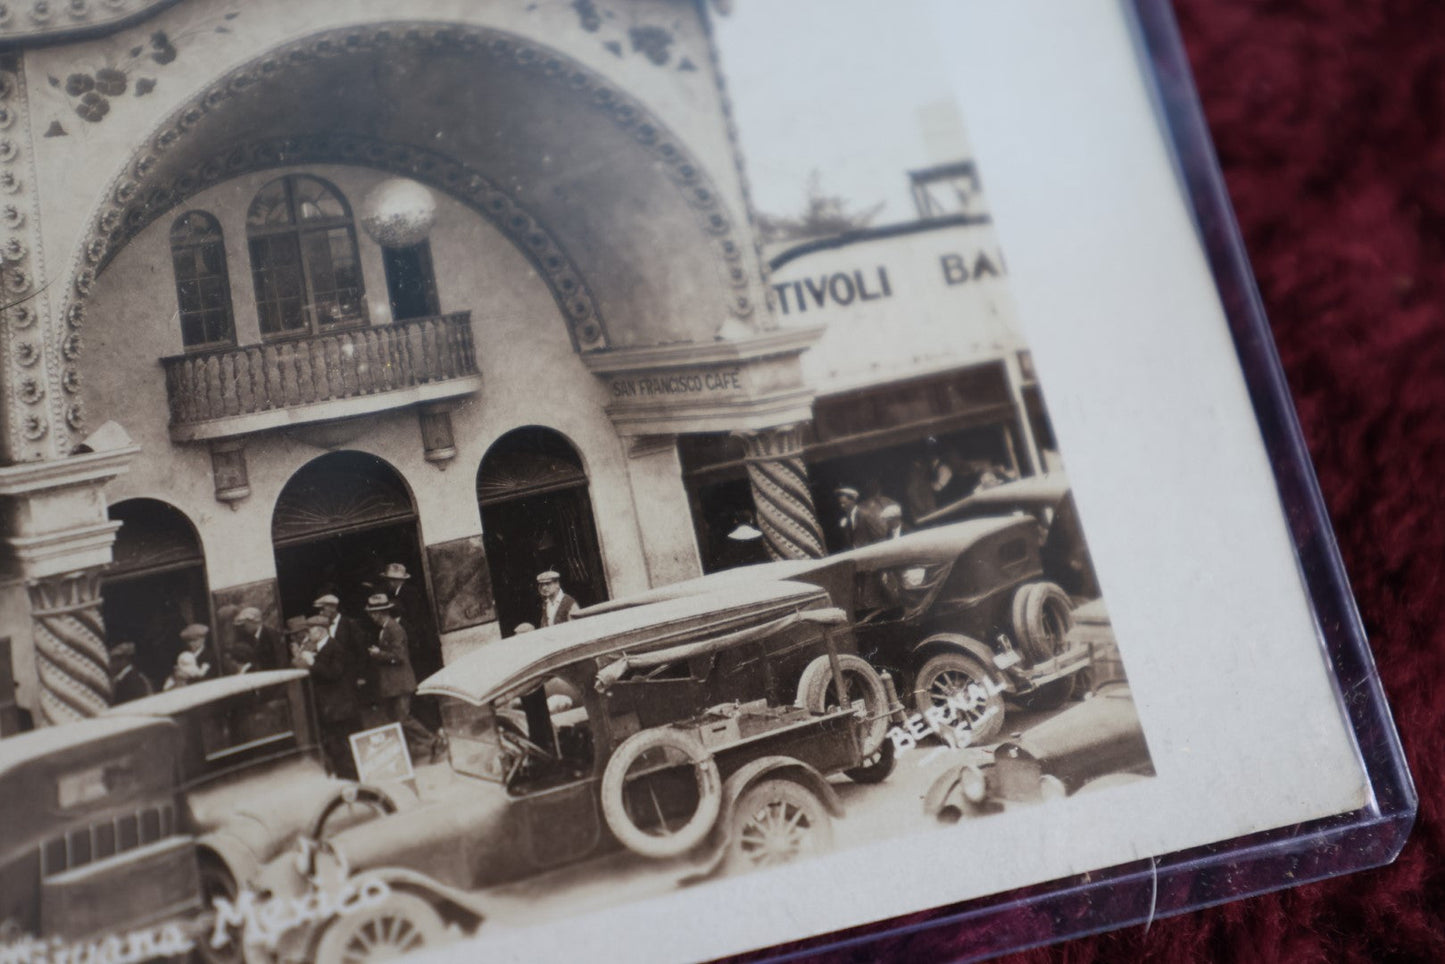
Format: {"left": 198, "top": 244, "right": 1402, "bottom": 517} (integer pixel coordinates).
{"left": 187, "top": 757, "right": 349, "bottom": 860}
{"left": 1001, "top": 686, "right": 1148, "bottom": 790}
{"left": 327, "top": 777, "right": 510, "bottom": 891}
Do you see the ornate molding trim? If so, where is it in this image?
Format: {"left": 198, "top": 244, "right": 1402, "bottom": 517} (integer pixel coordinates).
{"left": 55, "top": 21, "right": 760, "bottom": 448}
{"left": 0, "top": 53, "right": 61, "bottom": 461}
{"left": 0, "top": 0, "right": 178, "bottom": 48}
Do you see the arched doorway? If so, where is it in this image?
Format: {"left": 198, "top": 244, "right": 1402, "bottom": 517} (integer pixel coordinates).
{"left": 271, "top": 452, "right": 441, "bottom": 686}
{"left": 477, "top": 428, "right": 607, "bottom": 635}
{"left": 103, "top": 499, "right": 211, "bottom": 689}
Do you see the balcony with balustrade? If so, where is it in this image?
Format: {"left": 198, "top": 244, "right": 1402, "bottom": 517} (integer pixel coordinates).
{"left": 161, "top": 312, "right": 481, "bottom": 442}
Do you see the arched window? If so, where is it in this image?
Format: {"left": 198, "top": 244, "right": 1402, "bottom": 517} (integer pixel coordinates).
{"left": 170, "top": 211, "right": 236, "bottom": 349}
{"left": 246, "top": 175, "right": 366, "bottom": 338}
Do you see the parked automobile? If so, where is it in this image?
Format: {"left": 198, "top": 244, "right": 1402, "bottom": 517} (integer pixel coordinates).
{"left": 916, "top": 473, "right": 1101, "bottom": 600}
{"left": 924, "top": 606, "right": 1151, "bottom": 821}
{"left": 252, "top": 581, "right": 892, "bottom": 963}
{"left": 104, "top": 671, "right": 394, "bottom": 922}
{"left": 584, "top": 517, "right": 1092, "bottom": 743}
{"left": 0, "top": 717, "right": 203, "bottom": 948}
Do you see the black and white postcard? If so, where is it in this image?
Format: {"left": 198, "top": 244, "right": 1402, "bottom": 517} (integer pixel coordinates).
{"left": 0, "top": 2, "right": 1374, "bottom": 963}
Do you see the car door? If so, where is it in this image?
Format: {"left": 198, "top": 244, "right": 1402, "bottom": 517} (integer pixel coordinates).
{"left": 517, "top": 776, "right": 603, "bottom": 869}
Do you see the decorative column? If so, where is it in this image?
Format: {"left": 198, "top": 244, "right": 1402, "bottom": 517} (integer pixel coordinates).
{"left": 0, "top": 430, "right": 139, "bottom": 725}
{"left": 27, "top": 571, "right": 109, "bottom": 724}
{"left": 732, "top": 423, "right": 826, "bottom": 560}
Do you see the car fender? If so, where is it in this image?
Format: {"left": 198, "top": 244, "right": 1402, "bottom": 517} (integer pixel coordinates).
{"left": 676, "top": 757, "right": 845, "bottom": 885}
{"left": 721, "top": 756, "right": 845, "bottom": 821}
{"left": 363, "top": 867, "right": 487, "bottom": 931}
{"left": 909, "top": 633, "right": 1006, "bottom": 687}
{"left": 197, "top": 829, "right": 262, "bottom": 894}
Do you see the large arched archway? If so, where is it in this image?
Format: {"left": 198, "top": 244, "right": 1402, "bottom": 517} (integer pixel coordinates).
{"left": 58, "top": 21, "right": 766, "bottom": 450}
{"left": 103, "top": 498, "right": 211, "bottom": 688}
{"left": 477, "top": 427, "right": 607, "bottom": 635}
{"left": 271, "top": 451, "right": 441, "bottom": 683}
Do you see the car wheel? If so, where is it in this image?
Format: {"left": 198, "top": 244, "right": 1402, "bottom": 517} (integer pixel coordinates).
{"left": 725, "top": 779, "right": 835, "bottom": 873}
{"left": 912, "top": 651, "right": 1006, "bottom": 745}
{"left": 843, "top": 734, "right": 896, "bottom": 784}
{"left": 796, "top": 653, "right": 890, "bottom": 757}
{"left": 196, "top": 858, "right": 241, "bottom": 964}
{"left": 313, "top": 890, "right": 446, "bottom": 963}
{"left": 601, "top": 727, "right": 722, "bottom": 859}
{"left": 1011, "top": 582, "right": 1074, "bottom": 664}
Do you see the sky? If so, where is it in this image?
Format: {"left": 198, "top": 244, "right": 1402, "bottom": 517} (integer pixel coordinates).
{"left": 711, "top": 0, "right": 974, "bottom": 226}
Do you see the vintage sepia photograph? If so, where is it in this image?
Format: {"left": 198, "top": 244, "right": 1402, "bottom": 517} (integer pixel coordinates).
{"left": 0, "top": 1, "right": 1381, "bottom": 963}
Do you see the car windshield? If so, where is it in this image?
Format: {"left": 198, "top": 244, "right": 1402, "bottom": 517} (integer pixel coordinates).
{"left": 441, "top": 699, "right": 509, "bottom": 783}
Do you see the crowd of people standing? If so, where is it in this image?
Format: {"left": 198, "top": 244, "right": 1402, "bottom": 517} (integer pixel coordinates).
{"left": 110, "top": 561, "right": 436, "bottom": 778}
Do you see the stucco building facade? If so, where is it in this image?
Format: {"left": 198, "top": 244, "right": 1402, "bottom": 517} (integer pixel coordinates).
{"left": 0, "top": 0, "right": 1051, "bottom": 732}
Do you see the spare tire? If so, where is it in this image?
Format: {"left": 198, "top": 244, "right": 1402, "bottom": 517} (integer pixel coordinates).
{"left": 1011, "top": 582, "right": 1074, "bottom": 664}
{"left": 796, "top": 654, "right": 890, "bottom": 758}
{"left": 601, "top": 727, "right": 722, "bottom": 859}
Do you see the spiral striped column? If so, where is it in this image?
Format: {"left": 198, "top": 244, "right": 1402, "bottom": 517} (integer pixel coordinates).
{"left": 27, "top": 571, "right": 112, "bottom": 725}
{"left": 733, "top": 423, "right": 826, "bottom": 561}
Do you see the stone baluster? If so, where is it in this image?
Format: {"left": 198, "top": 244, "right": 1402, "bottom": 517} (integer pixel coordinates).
{"left": 279, "top": 342, "right": 299, "bottom": 407}
{"left": 313, "top": 334, "right": 333, "bottom": 400}
{"left": 203, "top": 355, "right": 222, "bottom": 420}
{"left": 732, "top": 423, "right": 826, "bottom": 560}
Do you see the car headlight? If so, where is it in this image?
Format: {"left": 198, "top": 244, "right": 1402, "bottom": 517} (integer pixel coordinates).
{"left": 959, "top": 766, "right": 988, "bottom": 804}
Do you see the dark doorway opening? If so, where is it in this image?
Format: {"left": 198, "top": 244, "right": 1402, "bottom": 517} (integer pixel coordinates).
{"left": 103, "top": 498, "right": 211, "bottom": 689}
{"left": 271, "top": 452, "right": 443, "bottom": 709}
{"left": 382, "top": 241, "right": 440, "bottom": 321}
{"left": 477, "top": 428, "right": 607, "bottom": 636}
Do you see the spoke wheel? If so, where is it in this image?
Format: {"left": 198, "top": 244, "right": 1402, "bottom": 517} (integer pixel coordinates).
{"left": 315, "top": 891, "right": 446, "bottom": 964}
{"left": 912, "top": 651, "right": 1006, "bottom": 745}
{"left": 726, "top": 779, "right": 833, "bottom": 874}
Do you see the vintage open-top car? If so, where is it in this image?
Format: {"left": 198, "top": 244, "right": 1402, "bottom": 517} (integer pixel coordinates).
{"left": 105, "top": 671, "right": 385, "bottom": 916}
{"left": 252, "top": 580, "right": 893, "bottom": 963}
{"left": 584, "top": 516, "right": 1092, "bottom": 744}
{"left": 0, "top": 716, "right": 203, "bottom": 947}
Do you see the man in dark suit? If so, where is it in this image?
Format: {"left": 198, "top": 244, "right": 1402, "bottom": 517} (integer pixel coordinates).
{"left": 110, "top": 642, "right": 154, "bottom": 704}
{"left": 299, "top": 612, "right": 362, "bottom": 779}
{"left": 536, "top": 571, "right": 577, "bottom": 627}
{"left": 229, "top": 606, "right": 287, "bottom": 672}
{"left": 361, "top": 594, "right": 428, "bottom": 742}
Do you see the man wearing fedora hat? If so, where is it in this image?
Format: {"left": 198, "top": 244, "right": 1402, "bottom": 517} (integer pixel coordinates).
{"left": 380, "top": 561, "right": 438, "bottom": 681}
{"left": 362, "top": 593, "right": 430, "bottom": 741}
{"left": 535, "top": 570, "right": 576, "bottom": 628}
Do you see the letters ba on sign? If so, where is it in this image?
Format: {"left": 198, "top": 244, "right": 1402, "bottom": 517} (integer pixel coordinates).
{"left": 607, "top": 366, "right": 747, "bottom": 402}
{"left": 770, "top": 237, "right": 1008, "bottom": 318}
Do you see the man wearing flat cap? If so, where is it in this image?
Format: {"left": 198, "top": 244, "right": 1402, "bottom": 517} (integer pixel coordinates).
{"left": 110, "top": 642, "right": 153, "bottom": 704}
{"left": 536, "top": 571, "right": 576, "bottom": 628}
{"left": 299, "top": 611, "right": 362, "bottom": 778}
{"left": 229, "top": 606, "right": 287, "bottom": 673}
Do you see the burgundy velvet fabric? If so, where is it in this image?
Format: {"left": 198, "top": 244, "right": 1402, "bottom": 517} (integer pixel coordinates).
{"left": 730, "top": 3, "right": 1444, "bottom": 962}
{"left": 1006, "top": 3, "right": 1445, "bottom": 960}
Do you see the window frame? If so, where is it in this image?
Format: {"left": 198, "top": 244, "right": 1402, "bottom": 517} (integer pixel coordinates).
{"left": 245, "top": 174, "right": 368, "bottom": 341}
{"left": 168, "top": 210, "right": 237, "bottom": 352}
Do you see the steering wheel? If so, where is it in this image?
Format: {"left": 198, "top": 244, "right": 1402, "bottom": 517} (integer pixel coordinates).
{"left": 497, "top": 717, "right": 555, "bottom": 764}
